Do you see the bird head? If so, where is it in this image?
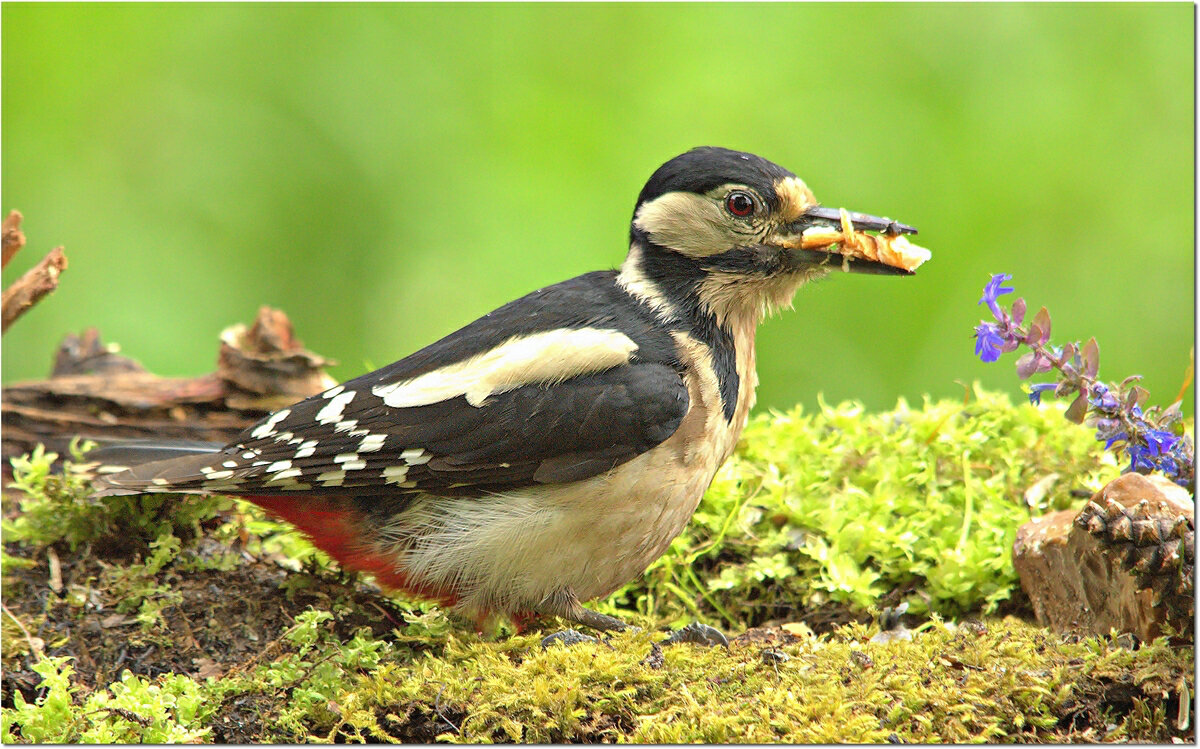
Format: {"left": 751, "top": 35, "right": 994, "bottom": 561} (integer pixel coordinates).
{"left": 622, "top": 147, "right": 928, "bottom": 327}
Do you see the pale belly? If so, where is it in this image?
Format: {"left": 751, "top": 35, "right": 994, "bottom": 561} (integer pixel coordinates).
{"left": 378, "top": 423, "right": 734, "bottom": 619}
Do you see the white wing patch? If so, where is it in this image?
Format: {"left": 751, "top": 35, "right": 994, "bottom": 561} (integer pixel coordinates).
{"left": 250, "top": 409, "right": 291, "bottom": 439}
{"left": 371, "top": 328, "right": 638, "bottom": 408}
{"left": 382, "top": 465, "right": 410, "bottom": 484}
{"left": 402, "top": 449, "right": 430, "bottom": 465}
{"left": 316, "top": 390, "right": 356, "bottom": 424}
{"left": 358, "top": 433, "right": 387, "bottom": 453}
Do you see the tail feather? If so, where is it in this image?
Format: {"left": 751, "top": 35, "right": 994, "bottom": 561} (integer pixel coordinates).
{"left": 88, "top": 439, "right": 225, "bottom": 467}
{"left": 89, "top": 440, "right": 227, "bottom": 497}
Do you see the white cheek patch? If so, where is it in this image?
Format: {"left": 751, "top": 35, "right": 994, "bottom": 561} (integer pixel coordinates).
{"left": 371, "top": 328, "right": 638, "bottom": 409}
{"left": 633, "top": 191, "right": 735, "bottom": 257}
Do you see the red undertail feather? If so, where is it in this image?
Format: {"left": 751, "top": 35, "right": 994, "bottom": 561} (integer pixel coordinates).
{"left": 243, "top": 495, "right": 457, "bottom": 608}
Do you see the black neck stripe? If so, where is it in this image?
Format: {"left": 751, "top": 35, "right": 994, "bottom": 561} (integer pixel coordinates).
{"left": 625, "top": 241, "right": 739, "bottom": 422}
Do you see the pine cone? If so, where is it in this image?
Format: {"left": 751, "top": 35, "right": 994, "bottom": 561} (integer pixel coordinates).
{"left": 1075, "top": 497, "right": 1194, "bottom": 622}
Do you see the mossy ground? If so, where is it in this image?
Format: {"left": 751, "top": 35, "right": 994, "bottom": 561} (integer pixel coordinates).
{"left": 2, "top": 387, "right": 1193, "bottom": 742}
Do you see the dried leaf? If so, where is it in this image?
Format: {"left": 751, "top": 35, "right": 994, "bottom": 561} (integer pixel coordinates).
{"left": 781, "top": 621, "right": 814, "bottom": 638}
{"left": 1031, "top": 307, "right": 1051, "bottom": 343}
{"left": 46, "top": 546, "right": 62, "bottom": 594}
{"left": 1010, "top": 297, "right": 1026, "bottom": 324}
{"left": 192, "top": 657, "right": 224, "bottom": 680}
{"left": 1026, "top": 324, "right": 1043, "bottom": 346}
{"left": 1131, "top": 386, "right": 1149, "bottom": 409}
{"left": 100, "top": 613, "right": 131, "bottom": 629}
{"left": 1178, "top": 677, "right": 1190, "bottom": 732}
{"left": 1023, "top": 472, "right": 1060, "bottom": 509}
{"left": 1081, "top": 337, "right": 1100, "bottom": 379}
{"left": 1064, "top": 391, "right": 1089, "bottom": 423}
{"left": 1015, "top": 352, "right": 1038, "bottom": 380}
{"left": 1162, "top": 401, "right": 1183, "bottom": 425}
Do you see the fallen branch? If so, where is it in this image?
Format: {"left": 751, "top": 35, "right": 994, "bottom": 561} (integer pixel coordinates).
{"left": 2, "top": 307, "right": 336, "bottom": 468}
{"left": 2, "top": 210, "right": 26, "bottom": 268}
{"left": 2, "top": 245, "right": 67, "bottom": 334}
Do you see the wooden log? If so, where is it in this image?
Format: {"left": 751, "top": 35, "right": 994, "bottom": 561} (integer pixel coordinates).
{"left": 1, "top": 307, "right": 337, "bottom": 467}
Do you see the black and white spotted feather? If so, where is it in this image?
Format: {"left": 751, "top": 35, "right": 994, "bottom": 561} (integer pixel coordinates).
{"left": 93, "top": 272, "right": 692, "bottom": 499}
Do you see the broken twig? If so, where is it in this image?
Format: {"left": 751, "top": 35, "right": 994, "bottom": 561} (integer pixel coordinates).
{"left": 2, "top": 245, "right": 67, "bottom": 333}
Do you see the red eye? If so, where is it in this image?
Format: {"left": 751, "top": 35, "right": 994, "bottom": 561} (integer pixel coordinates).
{"left": 725, "top": 191, "right": 756, "bottom": 217}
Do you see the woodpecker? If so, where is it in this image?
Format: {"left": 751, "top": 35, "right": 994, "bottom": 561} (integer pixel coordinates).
{"left": 93, "top": 147, "right": 929, "bottom": 642}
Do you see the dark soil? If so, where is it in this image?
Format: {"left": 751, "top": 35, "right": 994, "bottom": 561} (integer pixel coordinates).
{"left": 1, "top": 528, "right": 409, "bottom": 710}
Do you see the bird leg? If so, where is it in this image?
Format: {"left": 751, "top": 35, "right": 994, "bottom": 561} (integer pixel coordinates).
{"left": 536, "top": 589, "right": 630, "bottom": 647}
{"left": 534, "top": 589, "right": 728, "bottom": 649}
{"left": 662, "top": 621, "right": 728, "bottom": 648}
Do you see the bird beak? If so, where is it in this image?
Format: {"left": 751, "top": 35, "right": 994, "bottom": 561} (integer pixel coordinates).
{"left": 775, "top": 205, "right": 928, "bottom": 276}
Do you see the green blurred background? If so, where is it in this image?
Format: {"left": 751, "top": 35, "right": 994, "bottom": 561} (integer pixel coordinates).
{"left": 3, "top": 3, "right": 1194, "bottom": 417}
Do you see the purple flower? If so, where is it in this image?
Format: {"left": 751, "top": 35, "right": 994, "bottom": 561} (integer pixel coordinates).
{"left": 974, "top": 323, "right": 1007, "bottom": 363}
{"left": 1027, "top": 383, "right": 1058, "bottom": 405}
{"left": 968, "top": 271, "right": 1192, "bottom": 489}
{"left": 1103, "top": 431, "right": 1129, "bottom": 450}
{"left": 1088, "top": 383, "right": 1119, "bottom": 410}
{"left": 1092, "top": 417, "right": 1121, "bottom": 440}
{"left": 1127, "top": 444, "right": 1157, "bottom": 472}
{"left": 1120, "top": 428, "right": 1188, "bottom": 479}
{"left": 978, "top": 273, "right": 1015, "bottom": 319}
{"left": 1143, "top": 429, "right": 1179, "bottom": 456}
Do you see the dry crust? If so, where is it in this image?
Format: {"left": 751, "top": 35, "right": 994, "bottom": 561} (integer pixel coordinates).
{"left": 794, "top": 208, "right": 932, "bottom": 272}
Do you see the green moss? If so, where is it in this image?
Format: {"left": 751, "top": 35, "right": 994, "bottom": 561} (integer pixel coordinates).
{"left": 1, "top": 656, "right": 211, "bottom": 743}
{"left": 612, "top": 385, "right": 1120, "bottom": 629}
{"left": 4, "top": 442, "right": 231, "bottom": 554}
{"left": 3, "top": 388, "right": 1189, "bottom": 743}
{"left": 12, "top": 617, "right": 1186, "bottom": 743}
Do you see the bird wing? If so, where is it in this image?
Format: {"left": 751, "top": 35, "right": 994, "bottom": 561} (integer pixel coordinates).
{"left": 209, "top": 360, "right": 689, "bottom": 497}
{"left": 95, "top": 273, "right": 690, "bottom": 498}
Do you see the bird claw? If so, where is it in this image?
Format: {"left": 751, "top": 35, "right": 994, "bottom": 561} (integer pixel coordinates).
{"left": 540, "top": 628, "right": 597, "bottom": 648}
{"left": 870, "top": 603, "right": 913, "bottom": 644}
{"left": 662, "top": 621, "right": 728, "bottom": 647}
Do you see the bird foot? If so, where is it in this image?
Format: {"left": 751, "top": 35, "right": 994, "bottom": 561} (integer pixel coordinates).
{"left": 869, "top": 603, "right": 913, "bottom": 644}
{"left": 662, "top": 621, "right": 728, "bottom": 647}
{"left": 540, "top": 628, "right": 598, "bottom": 648}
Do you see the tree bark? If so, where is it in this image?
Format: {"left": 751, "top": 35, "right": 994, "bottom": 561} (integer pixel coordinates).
{"left": 2, "top": 307, "right": 336, "bottom": 467}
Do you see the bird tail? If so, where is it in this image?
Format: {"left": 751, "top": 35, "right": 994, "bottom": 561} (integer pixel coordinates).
{"left": 88, "top": 439, "right": 226, "bottom": 497}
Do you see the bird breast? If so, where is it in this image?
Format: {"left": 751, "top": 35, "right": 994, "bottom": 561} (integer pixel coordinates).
{"left": 373, "top": 320, "right": 762, "bottom": 619}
